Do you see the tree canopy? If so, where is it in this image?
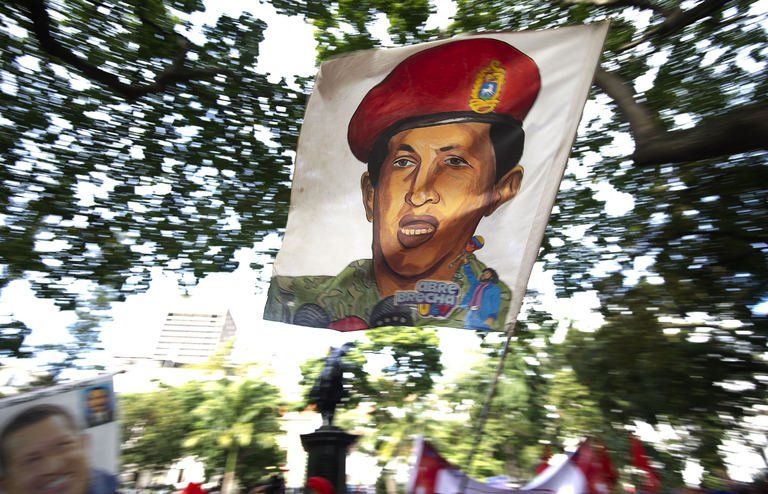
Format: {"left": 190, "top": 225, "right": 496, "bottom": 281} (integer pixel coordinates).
{"left": 286, "top": 0, "right": 767, "bottom": 479}
{"left": 121, "top": 376, "right": 284, "bottom": 491}
{"left": 281, "top": 0, "right": 766, "bottom": 482}
{"left": 2, "top": 0, "right": 767, "bottom": 485}
{"left": 1, "top": 0, "right": 304, "bottom": 319}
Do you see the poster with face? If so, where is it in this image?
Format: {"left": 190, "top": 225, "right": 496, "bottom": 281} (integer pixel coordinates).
{"left": 0, "top": 375, "right": 118, "bottom": 494}
{"left": 264, "top": 24, "right": 609, "bottom": 332}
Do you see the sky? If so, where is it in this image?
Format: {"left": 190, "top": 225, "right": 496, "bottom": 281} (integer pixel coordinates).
{"left": 0, "top": 0, "right": 766, "bottom": 484}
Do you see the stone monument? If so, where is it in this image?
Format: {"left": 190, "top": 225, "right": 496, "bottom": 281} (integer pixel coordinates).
{"left": 301, "top": 342, "right": 359, "bottom": 494}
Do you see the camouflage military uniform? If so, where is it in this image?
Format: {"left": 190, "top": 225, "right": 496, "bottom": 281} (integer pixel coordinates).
{"left": 264, "top": 255, "right": 511, "bottom": 331}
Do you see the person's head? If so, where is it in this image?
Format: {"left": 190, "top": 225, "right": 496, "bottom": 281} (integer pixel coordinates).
{"left": 86, "top": 387, "right": 109, "bottom": 414}
{"left": 306, "top": 476, "right": 334, "bottom": 494}
{"left": 348, "top": 38, "right": 540, "bottom": 283}
{"left": 480, "top": 268, "right": 499, "bottom": 283}
{"left": 465, "top": 235, "right": 485, "bottom": 254}
{"left": 183, "top": 482, "right": 205, "bottom": 494}
{"left": 362, "top": 122, "right": 523, "bottom": 280}
{"left": 0, "top": 405, "right": 90, "bottom": 494}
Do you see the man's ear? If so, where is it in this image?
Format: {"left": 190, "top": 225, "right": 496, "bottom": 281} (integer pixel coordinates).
{"left": 486, "top": 165, "right": 523, "bottom": 216}
{"left": 361, "top": 172, "right": 375, "bottom": 222}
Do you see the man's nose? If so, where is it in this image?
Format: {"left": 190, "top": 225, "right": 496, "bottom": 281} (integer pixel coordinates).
{"left": 40, "top": 453, "right": 64, "bottom": 474}
{"left": 405, "top": 162, "right": 440, "bottom": 207}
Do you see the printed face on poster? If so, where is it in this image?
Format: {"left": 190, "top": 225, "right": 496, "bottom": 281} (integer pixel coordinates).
{"left": 0, "top": 375, "right": 119, "bottom": 494}
{"left": 264, "top": 24, "right": 608, "bottom": 332}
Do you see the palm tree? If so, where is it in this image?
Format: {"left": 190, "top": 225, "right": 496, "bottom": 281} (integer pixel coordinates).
{"left": 185, "top": 378, "right": 282, "bottom": 494}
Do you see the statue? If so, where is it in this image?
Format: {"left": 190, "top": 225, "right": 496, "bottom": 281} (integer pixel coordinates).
{"left": 309, "top": 342, "right": 355, "bottom": 429}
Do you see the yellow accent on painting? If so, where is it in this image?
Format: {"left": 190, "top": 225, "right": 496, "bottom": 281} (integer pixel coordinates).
{"left": 469, "top": 60, "right": 506, "bottom": 114}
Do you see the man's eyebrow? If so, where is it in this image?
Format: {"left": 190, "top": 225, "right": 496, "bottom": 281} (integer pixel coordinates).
{"left": 397, "top": 144, "right": 415, "bottom": 153}
{"left": 439, "top": 145, "right": 460, "bottom": 152}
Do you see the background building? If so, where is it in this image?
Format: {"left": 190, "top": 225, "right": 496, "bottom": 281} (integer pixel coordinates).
{"left": 153, "top": 309, "right": 237, "bottom": 365}
{"left": 109, "top": 302, "right": 239, "bottom": 393}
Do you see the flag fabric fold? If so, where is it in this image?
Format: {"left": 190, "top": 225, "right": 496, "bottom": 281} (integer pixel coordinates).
{"left": 407, "top": 437, "right": 455, "bottom": 494}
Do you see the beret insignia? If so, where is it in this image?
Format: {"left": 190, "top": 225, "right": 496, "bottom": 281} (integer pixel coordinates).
{"left": 469, "top": 60, "right": 506, "bottom": 114}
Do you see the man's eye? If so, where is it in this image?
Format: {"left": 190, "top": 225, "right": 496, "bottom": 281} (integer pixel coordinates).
{"left": 444, "top": 156, "right": 469, "bottom": 167}
{"left": 393, "top": 158, "right": 416, "bottom": 168}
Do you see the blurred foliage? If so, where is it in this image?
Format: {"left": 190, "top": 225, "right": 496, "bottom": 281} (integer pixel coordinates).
{"left": 120, "top": 376, "right": 284, "bottom": 489}
{"left": 121, "top": 381, "right": 206, "bottom": 471}
{"left": 287, "top": 0, "right": 767, "bottom": 484}
{"left": 436, "top": 350, "right": 543, "bottom": 480}
{"left": 35, "top": 286, "right": 112, "bottom": 376}
{"left": 300, "top": 327, "right": 443, "bottom": 407}
{"left": 0, "top": 318, "right": 31, "bottom": 358}
{"left": 1, "top": 0, "right": 767, "bottom": 485}
{"left": 300, "top": 326, "right": 443, "bottom": 464}
{"left": 185, "top": 378, "right": 285, "bottom": 491}
{"left": 1, "top": 0, "right": 305, "bottom": 354}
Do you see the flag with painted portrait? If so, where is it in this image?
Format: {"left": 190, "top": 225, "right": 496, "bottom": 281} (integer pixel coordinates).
{"left": 264, "top": 24, "right": 609, "bottom": 332}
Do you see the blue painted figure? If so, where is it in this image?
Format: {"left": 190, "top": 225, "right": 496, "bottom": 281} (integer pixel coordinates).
{"left": 460, "top": 261, "right": 502, "bottom": 331}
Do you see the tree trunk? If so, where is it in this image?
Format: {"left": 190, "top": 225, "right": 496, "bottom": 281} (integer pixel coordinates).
{"left": 222, "top": 446, "right": 239, "bottom": 494}
{"left": 385, "top": 473, "right": 398, "bottom": 494}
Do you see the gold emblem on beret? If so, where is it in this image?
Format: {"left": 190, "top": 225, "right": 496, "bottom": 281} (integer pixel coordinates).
{"left": 469, "top": 60, "right": 506, "bottom": 114}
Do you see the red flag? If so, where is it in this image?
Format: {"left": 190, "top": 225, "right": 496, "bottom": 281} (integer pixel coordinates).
{"left": 630, "top": 436, "right": 661, "bottom": 493}
{"left": 406, "top": 438, "right": 453, "bottom": 494}
{"left": 597, "top": 442, "right": 618, "bottom": 488}
{"left": 407, "top": 437, "right": 616, "bottom": 494}
{"left": 572, "top": 439, "right": 618, "bottom": 494}
{"left": 535, "top": 445, "right": 552, "bottom": 474}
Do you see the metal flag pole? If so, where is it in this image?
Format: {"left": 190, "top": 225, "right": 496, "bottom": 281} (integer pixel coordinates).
{"left": 458, "top": 323, "right": 517, "bottom": 494}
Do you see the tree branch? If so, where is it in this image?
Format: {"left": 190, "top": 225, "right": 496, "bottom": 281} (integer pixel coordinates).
{"left": 617, "top": 0, "right": 735, "bottom": 52}
{"left": 593, "top": 0, "right": 767, "bottom": 165}
{"left": 595, "top": 68, "right": 768, "bottom": 166}
{"left": 655, "top": 0, "right": 733, "bottom": 37}
{"left": 594, "top": 67, "right": 661, "bottom": 142}
{"left": 561, "top": 0, "right": 672, "bottom": 16}
{"left": 659, "top": 322, "right": 730, "bottom": 330}
{"left": 135, "top": 3, "right": 174, "bottom": 37}
{"left": 633, "top": 102, "right": 768, "bottom": 166}
{"left": 18, "top": 0, "right": 230, "bottom": 100}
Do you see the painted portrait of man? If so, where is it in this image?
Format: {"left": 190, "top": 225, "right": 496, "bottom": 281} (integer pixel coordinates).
{"left": 266, "top": 38, "right": 539, "bottom": 331}
{"left": 83, "top": 385, "right": 114, "bottom": 428}
{"left": 0, "top": 405, "right": 118, "bottom": 494}
{"left": 264, "top": 26, "right": 608, "bottom": 332}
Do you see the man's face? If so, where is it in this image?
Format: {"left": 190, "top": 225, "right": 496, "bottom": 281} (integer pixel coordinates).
{"left": 87, "top": 389, "right": 108, "bottom": 413}
{"left": 1, "top": 415, "right": 90, "bottom": 494}
{"left": 368, "top": 122, "right": 498, "bottom": 279}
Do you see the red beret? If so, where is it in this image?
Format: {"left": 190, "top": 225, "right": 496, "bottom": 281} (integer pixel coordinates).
{"left": 347, "top": 38, "right": 541, "bottom": 163}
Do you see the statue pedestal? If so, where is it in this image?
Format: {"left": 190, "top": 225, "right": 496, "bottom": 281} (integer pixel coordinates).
{"left": 301, "top": 427, "right": 359, "bottom": 494}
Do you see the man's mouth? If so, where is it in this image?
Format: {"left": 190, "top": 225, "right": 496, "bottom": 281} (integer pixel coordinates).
{"left": 398, "top": 215, "right": 438, "bottom": 248}
{"left": 37, "top": 473, "right": 73, "bottom": 494}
